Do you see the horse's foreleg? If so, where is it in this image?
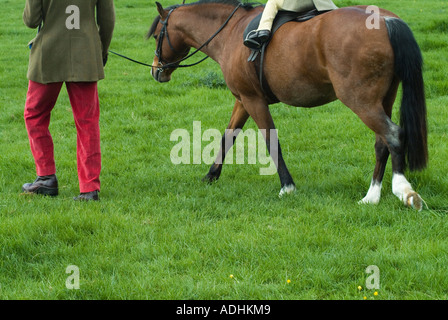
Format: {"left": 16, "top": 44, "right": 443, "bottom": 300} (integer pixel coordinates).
{"left": 203, "top": 99, "right": 249, "bottom": 183}
{"left": 241, "top": 97, "right": 295, "bottom": 197}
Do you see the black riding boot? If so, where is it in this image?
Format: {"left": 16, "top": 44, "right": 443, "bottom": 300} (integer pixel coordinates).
{"left": 244, "top": 29, "right": 271, "bottom": 49}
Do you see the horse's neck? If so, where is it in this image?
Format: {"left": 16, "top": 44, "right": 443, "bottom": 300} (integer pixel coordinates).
{"left": 178, "top": 5, "right": 236, "bottom": 62}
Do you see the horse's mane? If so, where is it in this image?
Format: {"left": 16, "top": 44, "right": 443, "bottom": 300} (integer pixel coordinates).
{"left": 195, "top": 0, "right": 256, "bottom": 7}
{"left": 147, "top": 0, "right": 259, "bottom": 39}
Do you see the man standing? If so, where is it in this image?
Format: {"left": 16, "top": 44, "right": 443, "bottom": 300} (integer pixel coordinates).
{"left": 22, "top": 0, "right": 115, "bottom": 201}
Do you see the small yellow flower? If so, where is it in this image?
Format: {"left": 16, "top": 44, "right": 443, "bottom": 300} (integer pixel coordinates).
{"left": 357, "top": 286, "right": 362, "bottom": 291}
{"left": 363, "top": 296, "right": 367, "bottom": 300}
{"left": 287, "top": 279, "right": 291, "bottom": 284}
{"left": 374, "top": 291, "right": 378, "bottom": 296}
{"left": 229, "top": 274, "right": 234, "bottom": 279}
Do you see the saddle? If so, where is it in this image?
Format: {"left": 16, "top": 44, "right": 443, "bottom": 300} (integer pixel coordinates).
{"left": 243, "top": 8, "right": 331, "bottom": 103}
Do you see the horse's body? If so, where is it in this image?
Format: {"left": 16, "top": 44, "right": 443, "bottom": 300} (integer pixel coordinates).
{"left": 149, "top": 0, "right": 428, "bottom": 210}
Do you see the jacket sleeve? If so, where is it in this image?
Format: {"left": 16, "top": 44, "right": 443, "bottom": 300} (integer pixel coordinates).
{"left": 97, "top": 0, "right": 116, "bottom": 58}
{"left": 23, "top": 0, "right": 43, "bottom": 29}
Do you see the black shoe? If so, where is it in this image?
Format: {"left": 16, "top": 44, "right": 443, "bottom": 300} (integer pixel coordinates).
{"left": 73, "top": 190, "right": 99, "bottom": 201}
{"left": 244, "top": 29, "right": 271, "bottom": 49}
{"left": 22, "top": 175, "right": 59, "bottom": 196}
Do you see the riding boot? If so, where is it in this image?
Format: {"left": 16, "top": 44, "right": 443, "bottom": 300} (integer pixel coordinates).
{"left": 22, "top": 174, "right": 59, "bottom": 196}
{"left": 244, "top": 30, "right": 271, "bottom": 49}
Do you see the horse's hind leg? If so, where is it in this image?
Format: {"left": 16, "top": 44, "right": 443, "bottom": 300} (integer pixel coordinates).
{"left": 356, "top": 105, "right": 423, "bottom": 211}
{"left": 203, "top": 99, "right": 249, "bottom": 183}
{"left": 359, "top": 135, "right": 389, "bottom": 205}
{"left": 359, "top": 80, "right": 396, "bottom": 205}
{"left": 384, "top": 117, "right": 423, "bottom": 211}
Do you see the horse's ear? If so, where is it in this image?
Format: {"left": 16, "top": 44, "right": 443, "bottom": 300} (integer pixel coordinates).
{"left": 155, "top": 2, "right": 168, "bottom": 20}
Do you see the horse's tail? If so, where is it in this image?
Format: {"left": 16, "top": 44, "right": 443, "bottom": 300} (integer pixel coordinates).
{"left": 385, "top": 17, "right": 428, "bottom": 171}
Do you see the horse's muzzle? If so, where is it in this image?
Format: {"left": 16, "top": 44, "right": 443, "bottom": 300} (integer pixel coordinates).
{"left": 151, "top": 59, "right": 171, "bottom": 83}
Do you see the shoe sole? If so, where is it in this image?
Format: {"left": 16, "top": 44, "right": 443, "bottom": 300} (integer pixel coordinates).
{"left": 73, "top": 197, "right": 99, "bottom": 201}
{"left": 22, "top": 186, "right": 59, "bottom": 197}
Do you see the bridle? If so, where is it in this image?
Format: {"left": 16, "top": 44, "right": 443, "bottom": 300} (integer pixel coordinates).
{"left": 153, "top": 3, "right": 243, "bottom": 73}
{"left": 154, "top": 6, "right": 191, "bottom": 72}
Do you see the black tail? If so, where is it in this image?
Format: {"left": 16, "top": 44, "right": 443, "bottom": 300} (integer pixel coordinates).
{"left": 385, "top": 17, "right": 428, "bottom": 171}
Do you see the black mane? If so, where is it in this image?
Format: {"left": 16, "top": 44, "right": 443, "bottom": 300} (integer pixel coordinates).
{"left": 147, "top": 0, "right": 259, "bottom": 39}
{"left": 190, "top": 0, "right": 258, "bottom": 8}
{"left": 196, "top": 0, "right": 248, "bottom": 6}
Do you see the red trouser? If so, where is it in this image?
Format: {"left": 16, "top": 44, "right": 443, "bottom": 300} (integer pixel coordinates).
{"left": 24, "top": 80, "right": 101, "bottom": 193}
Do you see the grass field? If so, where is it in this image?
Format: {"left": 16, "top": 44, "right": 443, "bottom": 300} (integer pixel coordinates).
{"left": 0, "top": 0, "right": 447, "bottom": 300}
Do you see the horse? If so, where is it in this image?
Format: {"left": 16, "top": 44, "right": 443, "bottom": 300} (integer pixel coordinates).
{"left": 147, "top": 0, "right": 428, "bottom": 211}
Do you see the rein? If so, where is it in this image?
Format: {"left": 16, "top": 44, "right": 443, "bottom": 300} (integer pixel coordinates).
{"left": 109, "top": 3, "right": 242, "bottom": 70}
{"left": 108, "top": 50, "right": 154, "bottom": 67}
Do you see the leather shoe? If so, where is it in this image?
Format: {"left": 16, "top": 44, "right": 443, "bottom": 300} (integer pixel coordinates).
{"left": 22, "top": 175, "right": 58, "bottom": 196}
{"left": 244, "top": 29, "right": 271, "bottom": 49}
{"left": 73, "top": 190, "right": 99, "bottom": 201}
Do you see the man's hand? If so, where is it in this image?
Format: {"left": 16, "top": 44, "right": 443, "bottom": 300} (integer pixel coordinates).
{"left": 103, "top": 53, "right": 108, "bottom": 67}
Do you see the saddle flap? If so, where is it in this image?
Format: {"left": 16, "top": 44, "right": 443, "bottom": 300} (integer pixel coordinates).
{"left": 243, "top": 7, "right": 334, "bottom": 104}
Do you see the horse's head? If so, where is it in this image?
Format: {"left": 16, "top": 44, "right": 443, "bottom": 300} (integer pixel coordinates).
{"left": 148, "top": 2, "right": 190, "bottom": 83}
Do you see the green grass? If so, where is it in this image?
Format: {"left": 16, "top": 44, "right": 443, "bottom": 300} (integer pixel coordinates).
{"left": 0, "top": 0, "right": 447, "bottom": 300}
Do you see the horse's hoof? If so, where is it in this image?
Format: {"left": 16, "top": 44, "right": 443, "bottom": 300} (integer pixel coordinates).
{"left": 406, "top": 192, "right": 423, "bottom": 211}
{"left": 358, "top": 196, "right": 380, "bottom": 205}
{"left": 202, "top": 174, "right": 218, "bottom": 184}
{"left": 358, "top": 198, "right": 378, "bottom": 205}
{"left": 279, "top": 184, "right": 296, "bottom": 198}
{"left": 358, "top": 182, "right": 382, "bottom": 205}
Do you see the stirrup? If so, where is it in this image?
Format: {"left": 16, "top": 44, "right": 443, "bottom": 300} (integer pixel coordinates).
{"left": 244, "top": 30, "right": 265, "bottom": 50}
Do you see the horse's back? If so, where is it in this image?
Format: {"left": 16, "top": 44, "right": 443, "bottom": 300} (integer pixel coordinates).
{"left": 262, "top": 6, "right": 397, "bottom": 107}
